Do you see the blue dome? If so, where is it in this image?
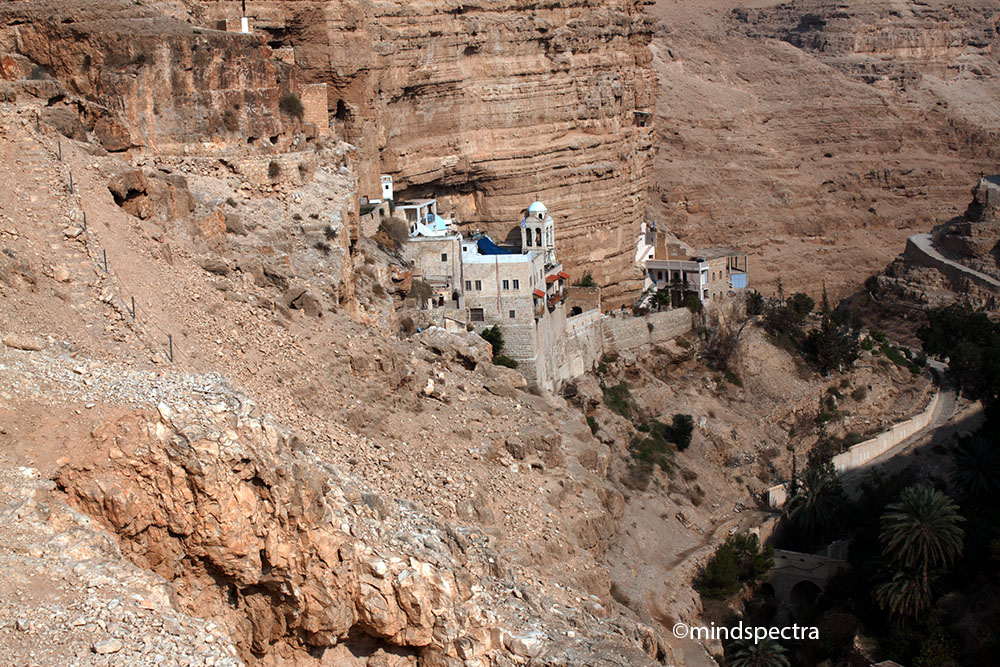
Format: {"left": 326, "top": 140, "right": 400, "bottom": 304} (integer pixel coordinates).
{"left": 527, "top": 201, "right": 548, "bottom": 214}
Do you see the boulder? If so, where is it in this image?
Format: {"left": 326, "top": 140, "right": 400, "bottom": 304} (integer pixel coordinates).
{"left": 198, "top": 256, "right": 231, "bottom": 276}
{"left": 41, "top": 106, "right": 85, "bottom": 140}
{"left": 3, "top": 333, "right": 45, "bottom": 351}
{"left": 414, "top": 327, "right": 491, "bottom": 370}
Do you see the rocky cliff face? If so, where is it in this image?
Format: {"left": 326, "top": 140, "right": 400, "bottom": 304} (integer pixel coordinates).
{"left": 0, "top": 0, "right": 313, "bottom": 155}
{"left": 196, "top": 0, "right": 656, "bottom": 304}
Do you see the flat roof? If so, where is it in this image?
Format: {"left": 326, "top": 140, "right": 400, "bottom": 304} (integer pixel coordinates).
{"left": 696, "top": 247, "right": 747, "bottom": 260}
{"left": 396, "top": 199, "right": 436, "bottom": 208}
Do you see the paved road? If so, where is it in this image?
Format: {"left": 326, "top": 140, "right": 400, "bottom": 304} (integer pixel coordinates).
{"left": 909, "top": 233, "right": 1000, "bottom": 290}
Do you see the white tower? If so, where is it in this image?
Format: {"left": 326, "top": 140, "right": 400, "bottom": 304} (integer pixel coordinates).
{"left": 380, "top": 175, "right": 394, "bottom": 201}
{"left": 521, "top": 201, "right": 555, "bottom": 264}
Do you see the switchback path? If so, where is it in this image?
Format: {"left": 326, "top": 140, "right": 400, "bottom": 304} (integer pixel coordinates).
{"left": 908, "top": 233, "right": 1000, "bottom": 291}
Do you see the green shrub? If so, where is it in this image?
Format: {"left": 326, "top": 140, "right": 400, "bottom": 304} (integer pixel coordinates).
{"left": 672, "top": 414, "right": 695, "bottom": 451}
{"left": 788, "top": 292, "right": 816, "bottom": 321}
{"left": 683, "top": 294, "right": 702, "bottom": 313}
{"left": 480, "top": 325, "right": 504, "bottom": 356}
{"left": 279, "top": 93, "right": 304, "bottom": 120}
{"left": 493, "top": 354, "right": 518, "bottom": 368}
{"left": 573, "top": 272, "right": 597, "bottom": 288}
{"left": 586, "top": 416, "right": 599, "bottom": 435}
{"left": 602, "top": 382, "right": 634, "bottom": 419}
{"left": 697, "top": 533, "right": 774, "bottom": 599}
{"left": 408, "top": 278, "right": 432, "bottom": 303}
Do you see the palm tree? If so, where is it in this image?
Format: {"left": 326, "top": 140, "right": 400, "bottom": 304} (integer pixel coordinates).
{"left": 952, "top": 436, "right": 1000, "bottom": 501}
{"left": 873, "top": 569, "right": 933, "bottom": 620}
{"left": 880, "top": 485, "right": 965, "bottom": 589}
{"left": 786, "top": 460, "right": 842, "bottom": 545}
{"left": 728, "top": 637, "right": 790, "bottom": 667}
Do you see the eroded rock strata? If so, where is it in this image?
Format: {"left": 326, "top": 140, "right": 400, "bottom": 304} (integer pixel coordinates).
{"left": 197, "top": 0, "right": 656, "bottom": 304}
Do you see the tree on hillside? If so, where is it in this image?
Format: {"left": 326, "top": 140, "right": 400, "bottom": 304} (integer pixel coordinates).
{"left": 881, "top": 486, "right": 965, "bottom": 580}
{"left": 728, "top": 637, "right": 791, "bottom": 667}
{"left": 876, "top": 486, "right": 965, "bottom": 620}
{"left": 919, "top": 303, "right": 1000, "bottom": 403}
{"left": 785, "top": 457, "right": 845, "bottom": 549}
{"left": 952, "top": 436, "right": 1000, "bottom": 503}
{"left": 697, "top": 532, "right": 773, "bottom": 599}
{"left": 804, "top": 314, "right": 859, "bottom": 374}
{"left": 874, "top": 570, "right": 934, "bottom": 622}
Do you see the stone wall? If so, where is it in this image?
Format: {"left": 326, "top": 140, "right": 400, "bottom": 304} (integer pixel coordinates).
{"left": 767, "top": 386, "right": 941, "bottom": 508}
{"left": 831, "top": 389, "right": 940, "bottom": 474}
{"left": 904, "top": 235, "right": 1000, "bottom": 306}
{"left": 602, "top": 308, "right": 693, "bottom": 352}
{"left": 565, "top": 286, "right": 601, "bottom": 315}
{"left": 551, "top": 308, "right": 693, "bottom": 388}
{"left": 563, "top": 310, "right": 605, "bottom": 379}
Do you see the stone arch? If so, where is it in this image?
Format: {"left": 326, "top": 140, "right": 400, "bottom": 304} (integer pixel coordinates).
{"left": 789, "top": 580, "right": 822, "bottom": 621}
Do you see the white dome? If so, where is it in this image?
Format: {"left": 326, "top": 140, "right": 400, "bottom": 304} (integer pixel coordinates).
{"left": 527, "top": 201, "right": 548, "bottom": 214}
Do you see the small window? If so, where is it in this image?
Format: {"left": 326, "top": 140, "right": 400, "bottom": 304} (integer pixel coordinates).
{"left": 470, "top": 308, "right": 485, "bottom": 322}
{"left": 475, "top": 280, "right": 482, "bottom": 291}
{"left": 502, "top": 279, "right": 510, "bottom": 290}
{"left": 465, "top": 280, "right": 471, "bottom": 291}
{"left": 509, "top": 310, "right": 516, "bottom": 319}
{"left": 441, "top": 253, "right": 448, "bottom": 262}
{"left": 513, "top": 279, "right": 520, "bottom": 289}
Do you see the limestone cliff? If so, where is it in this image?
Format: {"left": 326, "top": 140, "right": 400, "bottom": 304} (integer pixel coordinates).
{"left": 0, "top": 0, "right": 312, "bottom": 154}
{"left": 197, "top": 0, "right": 656, "bottom": 304}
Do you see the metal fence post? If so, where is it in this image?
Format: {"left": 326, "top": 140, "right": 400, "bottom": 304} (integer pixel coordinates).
{"left": 168, "top": 335, "right": 174, "bottom": 363}
{"left": 102, "top": 249, "right": 107, "bottom": 273}
{"left": 130, "top": 296, "right": 135, "bottom": 319}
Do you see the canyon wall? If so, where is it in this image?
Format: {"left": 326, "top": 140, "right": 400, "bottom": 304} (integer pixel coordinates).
{"left": 0, "top": 0, "right": 317, "bottom": 154}
{"left": 198, "top": 0, "right": 656, "bottom": 304}
{"left": 647, "top": 0, "right": 1000, "bottom": 300}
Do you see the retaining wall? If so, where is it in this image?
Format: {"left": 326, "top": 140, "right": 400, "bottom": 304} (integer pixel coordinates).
{"left": 766, "top": 387, "right": 940, "bottom": 508}
{"left": 555, "top": 308, "right": 693, "bottom": 385}
{"left": 904, "top": 236, "right": 1000, "bottom": 296}
{"left": 831, "top": 389, "right": 940, "bottom": 473}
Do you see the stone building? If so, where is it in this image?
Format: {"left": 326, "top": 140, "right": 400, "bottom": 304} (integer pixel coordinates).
{"left": 635, "top": 223, "right": 748, "bottom": 305}
{"left": 402, "top": 199, "right": 568, "bottom": 388}
{"left": 401, "top": 199, "right": 700, "bottom": 390}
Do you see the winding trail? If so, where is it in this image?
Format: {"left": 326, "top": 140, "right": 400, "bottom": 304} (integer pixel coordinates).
{"left": 907, "top": 233, "right": 1000, "bottom": 291}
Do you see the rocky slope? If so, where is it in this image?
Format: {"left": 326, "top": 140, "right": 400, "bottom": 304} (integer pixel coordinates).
{"left": 192, "top": 0, "right": 656, "bottom": 305}
{"left": 647, "top": 0, "right": 1000, "bottom": 300}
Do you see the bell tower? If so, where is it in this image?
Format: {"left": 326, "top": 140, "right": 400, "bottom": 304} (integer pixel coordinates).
{"left": 520, "top": 201, "right": 556, "bottom": 265}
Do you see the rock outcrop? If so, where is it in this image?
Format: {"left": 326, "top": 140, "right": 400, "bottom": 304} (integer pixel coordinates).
{"left": 54, "top": 399, "right": 666, "bottom": 666}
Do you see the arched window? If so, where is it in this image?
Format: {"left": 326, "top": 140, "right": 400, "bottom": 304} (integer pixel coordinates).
{"left": 535, "top": 228, "right": 542, "bottom": 246}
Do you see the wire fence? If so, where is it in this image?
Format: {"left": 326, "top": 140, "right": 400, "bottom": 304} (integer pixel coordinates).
{"left": 35, "top": 119, "right": 184, "bottom": 364}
